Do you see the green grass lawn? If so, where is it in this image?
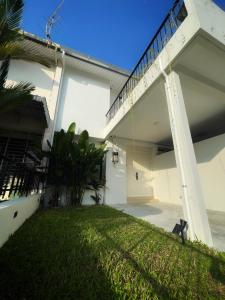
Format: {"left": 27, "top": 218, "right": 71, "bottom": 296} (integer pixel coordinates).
{"left": 0, "top": 206, "right": 224, "bottom": 300}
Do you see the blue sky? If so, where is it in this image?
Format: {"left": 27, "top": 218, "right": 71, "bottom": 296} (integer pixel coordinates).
{"left": 23, "top": 0, "right": 225, "bottom": 71}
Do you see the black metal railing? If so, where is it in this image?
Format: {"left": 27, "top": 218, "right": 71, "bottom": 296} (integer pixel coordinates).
{"left": 0, "top": 155, "right": 47, "bottom": 200}
{"left": 106, "top": 0, "right": 187, "bottom": 122}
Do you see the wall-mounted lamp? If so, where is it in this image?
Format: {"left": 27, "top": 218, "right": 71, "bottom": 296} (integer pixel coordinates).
{"left": 112, "top": 151, "right": 119, "bottom": 164}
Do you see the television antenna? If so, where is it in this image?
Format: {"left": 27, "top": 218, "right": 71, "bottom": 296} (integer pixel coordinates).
{"left": 45, "top": 0, "right": 64, "bottom": 43}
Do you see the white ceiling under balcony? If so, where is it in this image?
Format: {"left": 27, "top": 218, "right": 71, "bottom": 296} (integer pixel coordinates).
{"left": 110, "top": 80, "right": 171, "bottom": 145}
{"left": 108, "top": 33, "right": 225, "bottom": 147}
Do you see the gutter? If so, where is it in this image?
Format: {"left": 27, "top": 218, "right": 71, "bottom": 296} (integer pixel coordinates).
{"left": 23, "top": 32, "right": 130, "bottom": 78}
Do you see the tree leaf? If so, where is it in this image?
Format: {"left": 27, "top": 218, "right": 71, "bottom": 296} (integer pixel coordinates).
{"left": 67, "top": 122, "right": 76, "bottom": 134}
{"left": 0, "top": 56, "right": 9, "bottom": 89}
{"left": 0, "top": 80, "right": 34, "bottom": 113}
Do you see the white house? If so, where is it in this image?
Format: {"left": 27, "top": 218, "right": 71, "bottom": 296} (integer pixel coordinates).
{"left": 1, "top": 0, "right": 225, "bottom": 249}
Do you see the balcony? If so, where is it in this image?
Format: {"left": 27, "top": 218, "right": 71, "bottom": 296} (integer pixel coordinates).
{"left": 106, "top": 0, "right": 187, "bottom": 123}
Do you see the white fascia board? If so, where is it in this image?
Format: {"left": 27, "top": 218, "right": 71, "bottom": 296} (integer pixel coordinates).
{"left": 22, "top": 31, "right": 130, "bottom": 78}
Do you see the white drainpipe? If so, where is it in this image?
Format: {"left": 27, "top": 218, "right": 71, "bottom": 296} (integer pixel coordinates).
{"left": 50, "top": 48, "right": 65, "bottom": 145}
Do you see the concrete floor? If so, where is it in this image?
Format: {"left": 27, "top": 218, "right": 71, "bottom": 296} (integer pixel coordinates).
{"left": 111, "top": 202, "right": 225, "bottom": 252}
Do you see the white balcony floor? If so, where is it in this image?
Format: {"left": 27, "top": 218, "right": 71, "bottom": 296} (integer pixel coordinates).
{"left": 111, "top": 202, "right": 225, "bottom": 252}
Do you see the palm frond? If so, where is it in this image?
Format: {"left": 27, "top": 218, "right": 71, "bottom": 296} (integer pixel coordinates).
{"left": 0, "top": 41, "right": 52, "bottom": 68}
{"left": 0, "top": 81, "right": 34, "bottom": 113}
{"left": 0, "top": 41, "right": 52, "bottom": 67}
{"left": 6, "top": 0, "right": 23, "bottom": 29}
{"left": 0, "top": 1, "right": 49, "bottom": 114}
{"left": 0, "top": 1, "right": 53, "bottom": 67}
{"left": 0, "top": 0, "right": 23, "bottom": 31}
{"left": 0, "top": 25, "right": 21, "bottom": 45}
{"left": 0, "top": 56, "right": 9, "bottom": 88}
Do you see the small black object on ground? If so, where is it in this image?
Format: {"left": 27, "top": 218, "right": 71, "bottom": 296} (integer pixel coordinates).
{"left": 172, "top": 219, "right": 187, "bottom": 244}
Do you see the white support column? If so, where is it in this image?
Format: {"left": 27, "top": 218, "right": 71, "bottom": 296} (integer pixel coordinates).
{"left": 164, "top": 70, "right": 213, "bottom": 247}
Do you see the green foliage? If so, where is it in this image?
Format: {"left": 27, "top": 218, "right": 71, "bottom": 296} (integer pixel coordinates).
{"left": 45, "top": 122, "right": 106, "bottom": 206}
{"left": 88, "top": 179, "right": 105, "bottom": 205}
{"left": 0, "top": 0, "right": 50, "bottom": 65}
{"left": 0, "top": 0, "right": 24, "bottom": 45}
{"left": 90, "top": 194, "right": 102, "bottom": 205}
{"left": 67, "top": 122, "right": 76, "bottom": 134}
{"left": 0, "top": 206, "right": 224, "bottom": 300}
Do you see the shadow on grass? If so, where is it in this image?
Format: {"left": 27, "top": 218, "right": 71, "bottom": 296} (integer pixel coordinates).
{"left": 93, "top": 225, "right": 174, "bottom": 299}
{"left": 0, "top": 206, "right": 224, "bottom": 300}
{"left": 92, "top": 208, "right": 225, "bottom": 299}
{"left": 44, "top": 206, "right": 225, "bottom": 297}
{"left": 0, "top": 217, "right": 119, "bottom": 300}
{"left": 125, "top": 211, "right": 225, "bottom": 276}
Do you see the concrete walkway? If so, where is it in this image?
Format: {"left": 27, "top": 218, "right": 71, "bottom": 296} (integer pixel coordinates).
{"left": 111, "top": 202, "right": 225, "bottom": 252}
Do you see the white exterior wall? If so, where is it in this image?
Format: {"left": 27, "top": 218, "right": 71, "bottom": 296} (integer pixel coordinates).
{"left": 105, "top": 142, "right": 127, "bottom": 205}
{"left": 56, "top": 67, "right": 110, "bottom": 138}
{"left": 6, "top": 60, "right": 62, "bottom": 148}
{"left": 152, "top": 133, "right": 225, "bottom": 212}
{"left": 0, "top": 194, "right": 40, "bottom": 248}
{"left": 126, "top": 147, "right": 153, "bottom": 199}
{"left": 6, "top": 59, "right": 111, "bottom": 142}
{"left": 7, "top": 60, "right": 56, "bottom": 113}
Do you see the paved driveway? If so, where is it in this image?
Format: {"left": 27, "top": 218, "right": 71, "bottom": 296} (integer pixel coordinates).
{"left": 111, "top": 202, "right": 225, "bottom": 252}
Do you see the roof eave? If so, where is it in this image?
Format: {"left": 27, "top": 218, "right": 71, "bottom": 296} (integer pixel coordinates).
{"left": 22, "top": 31, "right": 130, "bottom": 77}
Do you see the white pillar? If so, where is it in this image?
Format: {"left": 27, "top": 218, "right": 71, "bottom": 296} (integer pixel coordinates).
{"left": 164, "top": 70, "right": 213, "bottom": 247}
